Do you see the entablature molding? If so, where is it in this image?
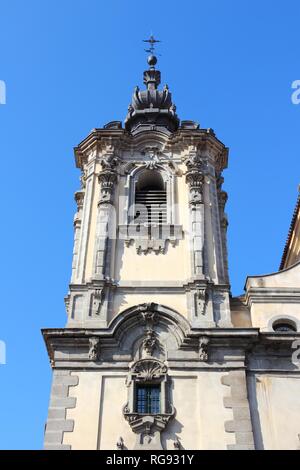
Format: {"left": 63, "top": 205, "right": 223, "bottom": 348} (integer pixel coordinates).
{"left": 74, "top": 127, "right": 228, "bottom": 171}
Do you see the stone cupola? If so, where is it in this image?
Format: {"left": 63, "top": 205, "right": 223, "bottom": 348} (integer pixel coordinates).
{"left": 125, "top": 54, "right": 179, "bottom": 134}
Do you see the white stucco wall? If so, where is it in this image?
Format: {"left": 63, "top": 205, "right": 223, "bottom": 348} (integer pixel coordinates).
{"left": 63, "top": 370, "right": 235, "bottom": 450}
{"left": 250, "top": 374, "right": 300, "bottom": 450}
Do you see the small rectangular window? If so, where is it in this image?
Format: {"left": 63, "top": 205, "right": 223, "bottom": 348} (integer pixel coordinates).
{"left": 135, "top": 384, "right": 161, "bottom": 414}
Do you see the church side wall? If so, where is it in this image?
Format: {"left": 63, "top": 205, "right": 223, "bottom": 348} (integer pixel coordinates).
{"left": 63, "top": 370, "right": 236, "bottom": 450}
{"left": 248, "top": 373, "right": 300, "bottom": 449}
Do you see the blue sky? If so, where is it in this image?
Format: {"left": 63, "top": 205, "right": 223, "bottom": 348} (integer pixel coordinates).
{"left": 0, "top": 0, "right": 299, "bottom": 449}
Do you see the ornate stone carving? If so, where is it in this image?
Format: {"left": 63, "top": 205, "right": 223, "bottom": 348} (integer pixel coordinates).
{"left": 140, "top": 308, "right": 158, "bottom": 327}
{"left": 123, "top": 358, "right": 175, "bottom": 450}
{"left": 74, "top": 190, "right": 85, "bottom": 211}
{"left": 123, "top": 413, "right": 174, "bottom": 450}
{"left": 186, "top": 170, "right": 204, "bottom": 205}
{"left": 143, "top": 147, "right": 161, "bottom": 170}
{"left": 80, "top": 169, "right": 87, "bottom": 189}
{"left": 119, "top": 223, "right": 183, "bottom": 254}
{"left": 142, "top": 329, "right": 159, "bottom": 357}
{"left": 199, "top": 336, "right": 209, "bottom": 362}
{"left": 100, "top": 154, "right": 119, "bottom": 170}
{"left": 184, "top": 151, "right": 207, "bottom": 205}
{"left": 116, "top": 436, "right": 125, "bottom": 450}
{"left": 137, "top": 302, "right": 154, "bottom": 313}
{"left": 185, "top": 152, "right": 203, "bottom": 170}
{"left": 174, "top": 436, "right": 181, "bottom": 449}
{"left": 218, "top": 190, "right": 228, "bottom": 208}
{"left": 98, "top": 170, "right": 118, "bottom": 205}
{"left": 132, "top": 358, "right": 167, "bottom": 381}
{"left": 88, "top": 337, "right": 100, "bottom": 361}
{"left": 195, "top": 286, "right": 208, "bottom": 316}
{"left": 92, "top": 288, "right": 104, "bottom": 316}
{"left": 64, "top": 295, "right": 70, "bottom": 316}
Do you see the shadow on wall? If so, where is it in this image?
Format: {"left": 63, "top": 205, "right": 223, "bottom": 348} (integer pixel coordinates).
{"left": 161, "top": 377, "right": 185, "bottom": 450}
{"left": 161, "top": 418, "right": 185, "bottom": 450}
{"left": 247, "top": 373, "right": 264, "bottom": 450}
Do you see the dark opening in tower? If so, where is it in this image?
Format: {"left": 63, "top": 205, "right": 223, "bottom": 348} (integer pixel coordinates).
{"left": 134, "top": 170, "right": 167, "bottom": 225}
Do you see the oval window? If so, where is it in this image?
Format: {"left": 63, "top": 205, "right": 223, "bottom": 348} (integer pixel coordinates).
{"left": 272, "top": 320, "right": 297, "bottom": 332}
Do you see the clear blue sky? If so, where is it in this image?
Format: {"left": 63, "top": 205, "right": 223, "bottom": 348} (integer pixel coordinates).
{"left": 0, "top": 0, "right": 299, "bottom": 449}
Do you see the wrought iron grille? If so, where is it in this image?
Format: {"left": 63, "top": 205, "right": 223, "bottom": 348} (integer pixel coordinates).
{"left": 135, "top": 384, "right": 161, "bottom": 414}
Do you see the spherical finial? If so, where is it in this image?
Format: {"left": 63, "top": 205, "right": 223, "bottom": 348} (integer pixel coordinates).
{"left": 147, "top": 55, "right": 157, "bottom": 67}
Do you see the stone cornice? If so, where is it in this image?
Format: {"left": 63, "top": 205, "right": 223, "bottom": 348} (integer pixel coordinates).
{"left": 42, "top": 327, "right": 259, "bottom": 366}
{"left": 74, "top": 127, "right": 228, "bottom": 171}
{"left": 245, "top": 287, "right": 300, "bottom": 306}
{"left": 42, "top": 327, "right": 300, "bottom": 373}
{"left": 279, "top": 191, "right": 300, "bottom": 270}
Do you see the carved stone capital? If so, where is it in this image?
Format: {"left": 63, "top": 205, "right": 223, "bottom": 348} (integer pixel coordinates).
{"left": 98, "top": 169, "right": 118, "bottom": 204}
{"left": 186, "top": 170, "right": 204, "bottom": 205}
{"left": 74, "top": 190, "right": 85, "bottom": 211}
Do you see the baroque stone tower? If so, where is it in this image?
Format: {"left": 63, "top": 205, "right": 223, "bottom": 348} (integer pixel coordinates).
{"left": 43, "top": 44, "right": 300, "bottom": 450}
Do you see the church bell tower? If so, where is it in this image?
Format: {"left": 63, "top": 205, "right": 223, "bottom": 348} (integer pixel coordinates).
{"left": 43, "top": 39, "right": 255, "bottom": 450}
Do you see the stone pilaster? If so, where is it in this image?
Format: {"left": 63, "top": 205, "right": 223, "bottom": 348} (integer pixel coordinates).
{"left": 44, "top": 370, "right": 79, "bottom": 450}
{"left": 71, "top": 190, "right": 84, "bottom": 284}
{"left": 217, "top": 173, "right": 229, "bottom": 284}
{"left": 92, "top": 159, "right": 118, "bottom": 279}
{"left": 221, "top": 370, "right": 255, "bottom": 450}
{"left": 185, "top": 151, "right": 205, "bottom": 278}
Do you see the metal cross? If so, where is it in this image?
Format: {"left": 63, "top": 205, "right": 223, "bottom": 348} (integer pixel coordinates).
{"left": 143, "top": 35, "right": 161, "bottom": 55}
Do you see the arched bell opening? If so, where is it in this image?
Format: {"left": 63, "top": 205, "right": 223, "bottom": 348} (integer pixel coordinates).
{"left": 134, "top": 170, "right": 167, "bottom": 225}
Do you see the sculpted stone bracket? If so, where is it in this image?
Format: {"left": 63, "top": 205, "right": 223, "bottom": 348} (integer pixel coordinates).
{"left": 123, "top": 358, "right": 175, "bottom": 450}
{"left": 199, "top": 336, "right": 210, "bottom": 362}
{"left": 119, "top": 224, "right": 183, "bottom": 254}
{"left": 88, "top": 337, "right": 101, "bottom": 361}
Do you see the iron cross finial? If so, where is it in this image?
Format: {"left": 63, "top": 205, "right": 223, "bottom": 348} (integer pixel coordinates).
{"left": 143, "top": 34, "right": 161, "bottom": 55}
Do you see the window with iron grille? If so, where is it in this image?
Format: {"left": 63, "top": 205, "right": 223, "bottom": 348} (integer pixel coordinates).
{"left": 135, "top": 384, "right": 161, "bottom": 414}
{"left": 134, "top": 170, "right": 167, "bottom": 225}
